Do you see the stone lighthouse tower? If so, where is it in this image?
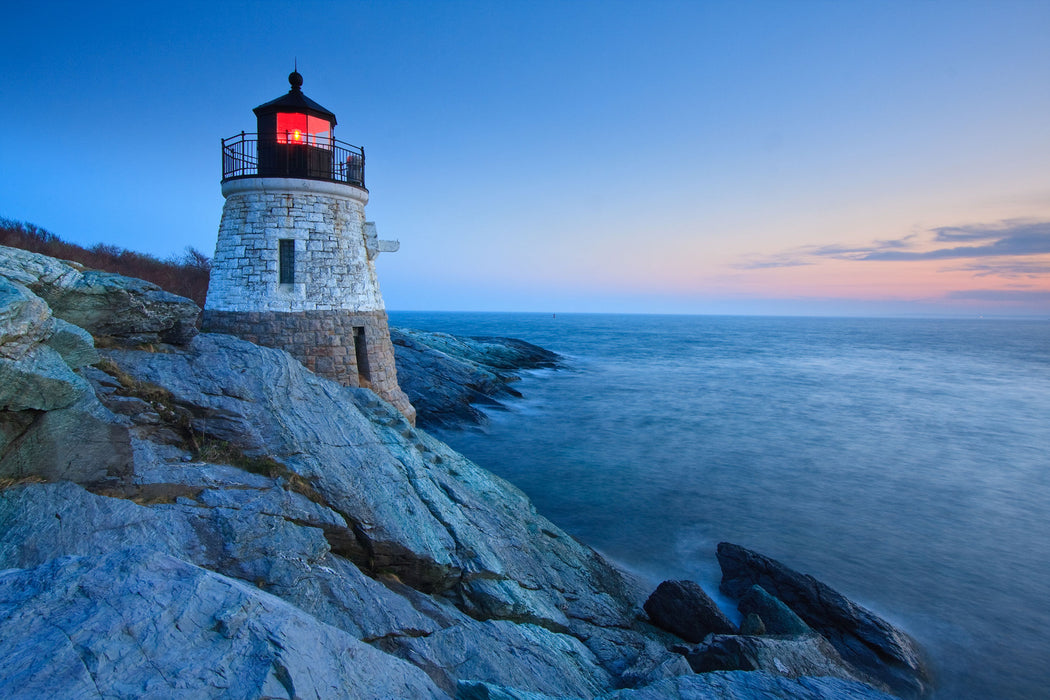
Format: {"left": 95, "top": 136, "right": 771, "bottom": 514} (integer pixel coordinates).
{"left": 203, "top": 70, "right": 414, "bottom": 423}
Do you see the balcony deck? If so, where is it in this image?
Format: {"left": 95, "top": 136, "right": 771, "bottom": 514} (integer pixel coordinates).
{"left": 221, "top": 132, "right": 365, "bottom": 188}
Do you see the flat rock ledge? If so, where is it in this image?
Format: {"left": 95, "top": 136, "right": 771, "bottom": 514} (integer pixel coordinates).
{"left": 391, "top": 327, "right": 559, "bottom": 429}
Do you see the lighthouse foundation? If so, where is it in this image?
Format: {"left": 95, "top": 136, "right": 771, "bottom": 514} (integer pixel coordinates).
{"left": 202, "top": 308, "right": 414, "bottom": 423}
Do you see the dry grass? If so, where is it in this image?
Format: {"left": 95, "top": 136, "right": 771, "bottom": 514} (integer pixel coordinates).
{"left": 0, "top": 218, "right": 210, "bottom": 307}
{"left": 195, "top": 437, "right": 326, "bottom": 503}
{"left": 90, "top": 483, "right": 204, "bottom": 505}
{"left": 0, "top": 475, "right": 47, "bottom": 491}
{"left": 95, "top": 357, "right": 178, "bottom": 407}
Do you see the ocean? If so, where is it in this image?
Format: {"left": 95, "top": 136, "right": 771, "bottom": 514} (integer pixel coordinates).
{"left": 388, "top": 311, "right": 1050, "bottom": 700}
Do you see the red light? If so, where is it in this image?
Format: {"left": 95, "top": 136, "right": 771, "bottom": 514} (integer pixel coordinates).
{"left": 276, "top": 113, "right": 308, "bottom": 144}
{"left": 275, "top": 113, "right": 331, "bottom": 146}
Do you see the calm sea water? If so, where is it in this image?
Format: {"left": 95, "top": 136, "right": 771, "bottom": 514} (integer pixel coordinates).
{"left": 389, "top": 312, "right": 1050, "bottom": 700}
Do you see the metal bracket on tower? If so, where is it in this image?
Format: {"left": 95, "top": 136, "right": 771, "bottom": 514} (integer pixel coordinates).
{"left": 363, "top": 221, "right": 400, "bottom": 260}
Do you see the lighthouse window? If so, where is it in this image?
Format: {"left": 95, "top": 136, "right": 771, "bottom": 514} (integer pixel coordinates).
{"left": 278, "top": 239, "right": 295, "bottom": 284}
{"left": 276, "top": 112, "right": 332, "bottom": 148}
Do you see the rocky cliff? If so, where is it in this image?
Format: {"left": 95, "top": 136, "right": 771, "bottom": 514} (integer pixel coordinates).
{"left": 0, "top": 245, "right": 925, "bottom": 699}
{"left": 390, "top": 327, "right": 559, "bottom": 429}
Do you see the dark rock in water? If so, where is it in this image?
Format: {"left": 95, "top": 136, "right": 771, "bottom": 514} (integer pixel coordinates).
{"left": 685, "top": 634, "right": 891, "bottom": 693}
{"left": 391, "top": 327, "right": 558, "bottom": 429}
{"left": 643, "top": 579, "right": 736, "bottom": 643}
{"left": 739, "top": 584, "right": 811, "bottom": 636}
{"left": 718, "top": 542, "right": 930, "bottom": 698}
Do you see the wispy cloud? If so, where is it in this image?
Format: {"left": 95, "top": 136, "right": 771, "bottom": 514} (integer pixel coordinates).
{"left": 932, "top": 220, "right": 1050, "bottom": 243}
{"left": 735, "top": 236, "right": 915, "bottom": 269}
{"left": 932, "top": 229, "right": 999, "bottom": 242}
{"left": 861, "top": 221, "right": 1050, "bottom": 261}
{"left": 740, "top": 219, "right": 1050, "bottom": 270}
{"left": 948, "top": 260, "right": 1050, "bottom": 279}
{"left": 735, "top": 253, "right": 814, "bottom": 270}
{"left": 813, "top": 236, "right": 915, "bottom": 258}
{"left": 946, "top": 289, "right": 1050, "bottom": 302}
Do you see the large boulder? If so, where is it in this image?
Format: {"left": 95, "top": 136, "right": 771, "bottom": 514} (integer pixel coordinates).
{"left": 0, "top": 343, "right": 88, "bottom": 412}
{"left": 718, "top": 542, "right": 930, "bottom": 698}
{"left": 0, "top": 277, "right": 92, "bottom": 412}
{"left": 0, "top": 391, "right": 133, "bottom": 483}
{"left": 0, "top": 276, "right": 55, "bottom": 360}
{"left": 0, "top": 548, "right": 449, "bottom": 700}
{"left": 0, "top": 245, "right": 199, "bottom": 345}
{"left": 643, "top": 579, "right": 736, "bottom": 643}
{"left": 0, "top": 479, "right": 436, "bottom": 642}
{"left": 0, "top": 262, "right": 129, "bottom": 482}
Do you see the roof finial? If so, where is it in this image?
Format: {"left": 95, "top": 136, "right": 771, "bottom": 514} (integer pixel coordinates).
{"left": 289, "top": 60, "right": 303, "bottom": 91}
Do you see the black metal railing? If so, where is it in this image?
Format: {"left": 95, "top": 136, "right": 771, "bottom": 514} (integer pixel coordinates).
{"left": 221, "top": 132, "right": 365, "bottom": 188}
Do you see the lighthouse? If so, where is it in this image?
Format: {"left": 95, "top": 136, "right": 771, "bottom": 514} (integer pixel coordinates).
{"left": 203, "top": 70, "right": 414, "bottom": 424}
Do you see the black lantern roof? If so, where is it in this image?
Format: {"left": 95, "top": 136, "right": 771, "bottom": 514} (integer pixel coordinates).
{"left": 253, "top": 70, "right": 337, "bottom": 126}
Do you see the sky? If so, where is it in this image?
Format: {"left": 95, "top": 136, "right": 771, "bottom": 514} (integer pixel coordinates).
{"left": 2, "top": 0, "right": 1049, "bottom": 317}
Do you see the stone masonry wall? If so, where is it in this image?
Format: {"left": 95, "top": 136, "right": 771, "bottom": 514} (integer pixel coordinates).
{"left": 206, "top": 179, "right": 383, "bottom": 313}
{"left": 203, "top": 308, "right": 415, "bottom": 425}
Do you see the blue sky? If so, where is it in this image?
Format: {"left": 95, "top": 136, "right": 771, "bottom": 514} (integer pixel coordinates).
{"left": 2, "top": 0, "right": 1048, "bottom": 316}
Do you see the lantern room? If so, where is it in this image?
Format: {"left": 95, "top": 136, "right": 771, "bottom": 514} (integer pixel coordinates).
{"left": 221, "top": 71, "right": 365, "bottom": 187}
{"left": 255, "top": 70, "right": 334, "bottom": 144}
